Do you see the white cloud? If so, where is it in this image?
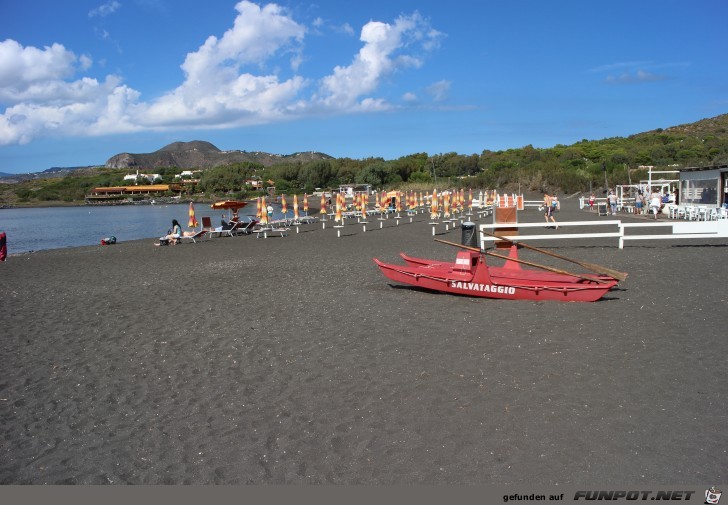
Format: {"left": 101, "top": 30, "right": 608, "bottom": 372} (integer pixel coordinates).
{"left": 0, "top": 40, "right": 77, "bottom": 91}
{"left": 0, "top": 1, "right": 444, "bottom": 145}
{"left": 314, "top": 12, "right": 442, "bottom": 111}
{"left": 606, "top": 69, "right": 667, "bottom": 84}
{"left": 89, "top": 1, "right": 121, "bottom": 18}
{"left": 426, "top": 80, "right": 451, "bottom": 102}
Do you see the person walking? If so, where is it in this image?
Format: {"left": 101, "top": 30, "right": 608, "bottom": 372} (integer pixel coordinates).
{"left": 649, "top": 188, "right": 662, "bottom": 219}
{"left": 608, "top": 190, "right": 618, "bottom": 215}
{"left": 543, "top": 193, "right": 558, "bottom": 229}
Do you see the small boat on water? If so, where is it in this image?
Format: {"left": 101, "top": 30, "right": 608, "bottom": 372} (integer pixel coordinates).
{"left": 373, "top": 246, "right": 621, "bottom": 302}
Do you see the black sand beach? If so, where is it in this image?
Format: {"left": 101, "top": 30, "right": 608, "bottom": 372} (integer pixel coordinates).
{"left": 1, "top": 201, "right": 727, "bottom": 485}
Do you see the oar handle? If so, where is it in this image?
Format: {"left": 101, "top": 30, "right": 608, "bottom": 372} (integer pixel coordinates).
{"left": 434, "top": 238, "right": 609, "bottom": 284}
{"left": 480, "top": 230, "right": 627, "bottom": 281}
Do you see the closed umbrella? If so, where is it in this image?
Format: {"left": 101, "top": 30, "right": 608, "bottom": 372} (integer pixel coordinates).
{"left": 260, "top": 196, "right": 268, "bottom": 225}
{"left": 293, "top": 194, "right": 299, "bottom": 220}
{"left": 188, "top": 201, "right": 198, "bottom": 229}
{"left": 303, "top": 194, "right": 309, "bottom": 215}
{"left": 281, "top": 194, "right": 287, "bottom": 218}
{"left": 320, "top": 194, "right": 327, "bottom": 215}
{"left": 335, "top": 193, "right": 342, "bottom": 222}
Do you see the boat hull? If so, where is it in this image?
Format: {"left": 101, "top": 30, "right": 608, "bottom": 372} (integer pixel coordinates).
{"left": 374, "top": 250, "right": 619, "bottom": 302}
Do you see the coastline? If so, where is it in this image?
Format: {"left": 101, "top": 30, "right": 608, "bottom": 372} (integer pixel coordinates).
{"left": 2, "top": 204, "right": 727, "bottom": 484}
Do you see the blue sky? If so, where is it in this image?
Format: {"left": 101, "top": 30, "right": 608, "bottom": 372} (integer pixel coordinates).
{"left": 1, "top": 0, "right": 726, "bottom": 174}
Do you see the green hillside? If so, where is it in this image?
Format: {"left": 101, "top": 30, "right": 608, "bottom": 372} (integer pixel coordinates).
{"left": 2, "top": 113, "right": 727, "bottom": 206}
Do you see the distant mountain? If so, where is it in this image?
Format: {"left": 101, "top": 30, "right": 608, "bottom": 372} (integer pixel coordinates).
{"left": 105, "top": 141, "right": 333, "bottom": 169}
{"left": 0, "top": 166, "right": 99, "bottom": 184}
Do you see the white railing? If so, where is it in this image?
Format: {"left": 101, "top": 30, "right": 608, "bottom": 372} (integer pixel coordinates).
{"left": 478, "top": 220, "right": 728, "bottom": 249}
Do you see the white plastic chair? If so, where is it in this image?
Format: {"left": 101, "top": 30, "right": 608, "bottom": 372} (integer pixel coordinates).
{"left": 684, "top": 206, "right": 696, "bottom": 220}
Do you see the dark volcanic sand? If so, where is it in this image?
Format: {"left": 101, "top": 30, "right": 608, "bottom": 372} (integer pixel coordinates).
{"left": 1, "top": 200, "right": 727, "bottom": 484}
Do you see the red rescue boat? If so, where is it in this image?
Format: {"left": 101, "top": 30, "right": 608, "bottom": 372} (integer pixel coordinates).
{"left": 373, "top": 246, "right": 620, "bottom": 302}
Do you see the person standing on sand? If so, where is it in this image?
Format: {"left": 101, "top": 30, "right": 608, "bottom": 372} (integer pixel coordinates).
{"left": 543, "top": 193, "right": 558, "bottom": 229}
{"left": 650, "top": 188, "right": 662, "bottom": 219}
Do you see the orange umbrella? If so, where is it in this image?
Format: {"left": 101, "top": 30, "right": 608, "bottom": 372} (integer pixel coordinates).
{"left": 211, "top": 199, "right": 248, "bottom": 210}
{"left": 260, "top": 196, "right": 268, "bottom": 225}
{"left": 396, "top": 193, "right": 402, "bottom": 213}
{"left": 444, "top": 192, "right": 450, "bottom": 217}
{"left": 468, "top": 188, "right": 473, "bottom": 210}
{"left": 381, "top": 190, "right": 387, "bottom": 210}
{"left": 361, "top": 193, "right": 367, "bottom": 219}
{"left": 303, "top": 194, "right": 309, "bottom": 214}
{"left": 320, "top": 194, "right": 327, "bottom": 214}
{"left": 431, "top": 189, "right": 438, "bottom": 218}
{"left": 375, "top": 191, "right": 380, "bottom": 209}
{"left": 335, "top": 193, "right": 342, "bottom": 222}
{"left": 188, "top": 201, "right": 198, "bottom": 228}
{"left": 293, "top": 194, "right": 299, "bottom": 220}
{"left": 256, "top": 197, "right": 262, "bottom": 220}
{"left": 281, "top": 194, "right": 287, "bottom": 215}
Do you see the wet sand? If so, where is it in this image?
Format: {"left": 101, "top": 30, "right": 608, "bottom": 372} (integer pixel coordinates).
{"left": 1, "top": 200, "right": 727, "bottom": 484}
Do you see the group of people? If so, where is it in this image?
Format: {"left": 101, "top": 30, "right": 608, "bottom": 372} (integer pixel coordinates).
{"left": 586, "top": 188, "right": 677, "bottom": 219}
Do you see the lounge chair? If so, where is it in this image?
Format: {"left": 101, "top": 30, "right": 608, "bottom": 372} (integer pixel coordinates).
{"left": 229, "top": 217, "right": 259, "bottom": 235}
{"left": 180, "top": 229, "right": 208, "bottom": 243}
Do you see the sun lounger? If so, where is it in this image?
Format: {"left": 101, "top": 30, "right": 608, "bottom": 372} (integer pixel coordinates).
{"left": 254, "top": 226, "right": 290, "bottom": 238}
{"left": 180, "top": 229, "right": 208, "bottom": 243}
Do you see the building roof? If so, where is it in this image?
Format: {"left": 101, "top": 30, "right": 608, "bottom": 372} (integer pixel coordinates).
{"left": 678, "top": 164, "right": 728, "bottom": 173}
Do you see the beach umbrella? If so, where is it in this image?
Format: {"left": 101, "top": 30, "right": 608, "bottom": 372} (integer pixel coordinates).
{"left": 431, "top": 189, "right": 438, "bottom": 218}
{"left": 303, "top": 193, "right": 309, "bottom": 215}
{"left": 256, "top": 197, "right": 262, "bottom": 220}
{"left": 293, "top": 194, "right": 300, "bottom": 220}
{"left": 361, "top": 193, "right": 368, "bottom": 219}
{"left": 188, "top": 201, "right": 198, "bottom": 229}
{"left": 260, "top": 196, "right": 268, "bottom": 225}
{"left": 375, "top": 191, "right": 380, "bottom": 209}
{"left": 396, "top": 192, "right": 402, "bottom": 213}
{"left": 335, "top": 193, "right": 342, "bottom": 222}
{"left": 320, "top": 194, "right": 327, "bottom": 215}
{"left": 381, "top": 190, "right": 387, "bottom": 210}
{"left": 444, "top": 192, "right": 450, "bottom": 217}
{"left": 281, "top": 194, "right": 287, "bottom": 216}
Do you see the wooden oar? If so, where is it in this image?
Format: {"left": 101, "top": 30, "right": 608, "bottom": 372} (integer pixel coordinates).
{"left": 480, "top": 231, "right": 628, "bottom": 281}
{"left": 434, "top": 239, "right": 611, "bottom": 284}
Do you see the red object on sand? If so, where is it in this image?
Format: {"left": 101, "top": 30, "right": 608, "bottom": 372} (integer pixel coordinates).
{"left": 373, "top": 247, "right": 619, "bottom": 302}
{"left": 0, "top": 232, "right": 7, "bottom": 261}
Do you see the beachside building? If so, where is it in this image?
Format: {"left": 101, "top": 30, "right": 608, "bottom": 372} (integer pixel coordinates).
{"left": 678, "top": 164, "right": 728, "bottom": 206}
{"left": 338, "top": 184, "right": 372, "bottom": 197}
{"left": 85, "top": 184, "right": 184, "bottom": 203}
{"left": 123, "top": 170, "right": 162, "bottom": 184}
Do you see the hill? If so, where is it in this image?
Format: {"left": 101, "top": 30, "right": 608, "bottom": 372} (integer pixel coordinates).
{"left": 105, "top": 141, "right": 333, "bottom": 170}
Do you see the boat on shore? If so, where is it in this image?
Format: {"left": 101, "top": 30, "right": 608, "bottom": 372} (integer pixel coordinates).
{"left": 373, "top": 246, "right": 620, "bottom": 302}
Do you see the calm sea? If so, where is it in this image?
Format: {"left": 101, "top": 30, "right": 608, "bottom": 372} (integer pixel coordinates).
{"left": 0, "top": 202, "right": 284, "bottom": 255}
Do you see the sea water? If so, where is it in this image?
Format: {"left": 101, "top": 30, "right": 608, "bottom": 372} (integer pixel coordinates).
{"left": 0, "top": 203, "right": 287, "bottom": 254}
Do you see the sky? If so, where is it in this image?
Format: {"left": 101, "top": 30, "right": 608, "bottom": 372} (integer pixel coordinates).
{"left": 0, "top": 0, "right": 727, "bottom": 174}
